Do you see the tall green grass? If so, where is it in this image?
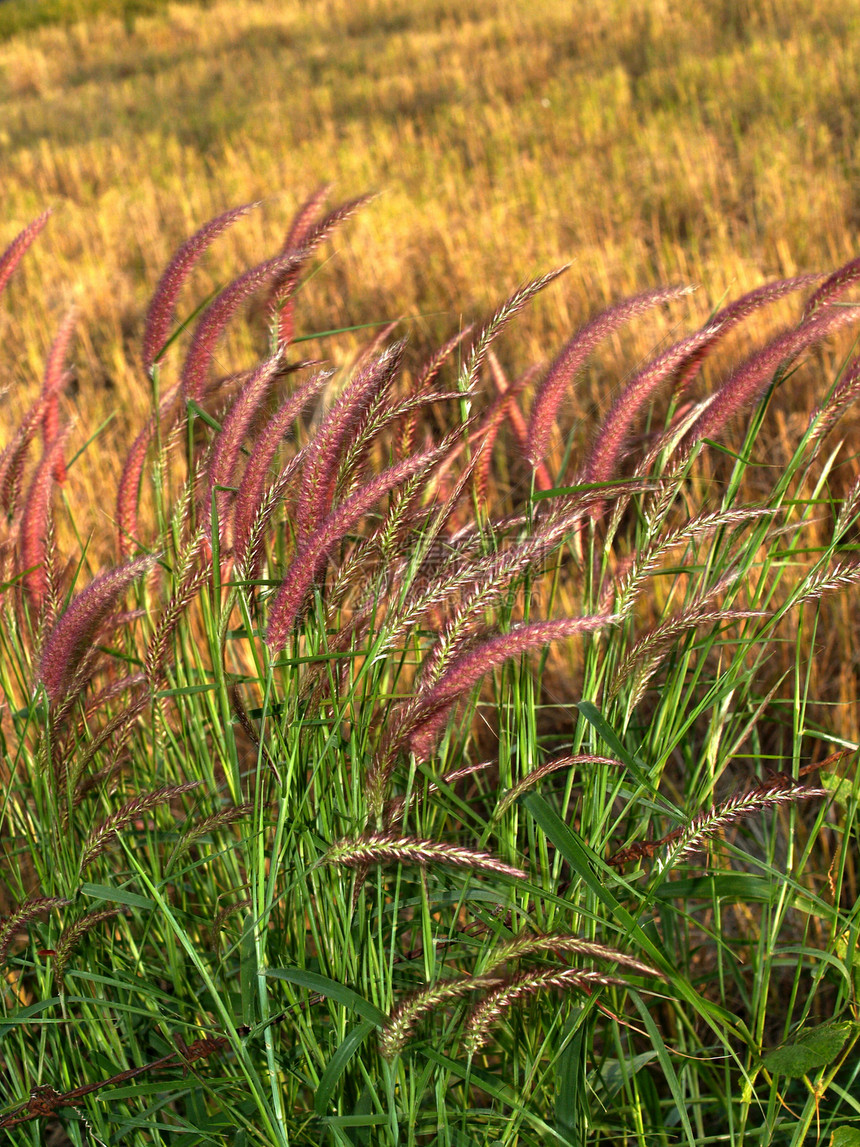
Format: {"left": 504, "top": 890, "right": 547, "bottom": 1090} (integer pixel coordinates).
{"left": 1, "top": 198, "right": 860, "bottom": 1146}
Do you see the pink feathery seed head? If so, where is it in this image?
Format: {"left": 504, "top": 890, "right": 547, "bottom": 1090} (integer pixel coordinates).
{"left": 0, "top": 210, "right": 51, "bottom": 301}
{"left": 460, "top": 267, "right": 568, "bottom": 396}
{"left": 0, "top": 895, "right": 70, "bottom": 966}
{"left": 803, "top": 253, "right": 860, "bottom": 320}
{"left": 0, "top": 395, "right": 49, "bottom": 517}
{"left": 266, "top": 449, "right": 439, "bottom": 650}
{"left": 271, "top": 192, "right": 373, "bottom": 346}
{"left": 233, "top": 367, "right": 334, "bottom": 565}
{"left": 584, "top": 324, "right": 720, "bottom": 487}
{"left": 406, "top": 615, "right": 617, "bottom": 757}
{"left": 282, "top": 192, "right": 373, "bottom": 264}
{"left": 394, "top": 325, "right": 474, "bottom": 462}
{"left": 684, "top": 304, "right": 860, "bottom": 448}
{"left": 37, "top": 554, "right": 157, "bottom": 705}
{"left": 40, "top": 309, "right": 78, "bottom": 484}
{"left": 283, "top": 184, "right": 332, "bottom": 251}
{"left": 277, "top": 183, "right": 332, "bottom": 263}
{"left": 673, "top": 274, "right": 823, "bottom": 395}
{"left": 325, "top": 833, "right": 527, "bottom": 880}
{"left": 295, "top": 341, "right": 406, "bottom": 542}
{"left": 474, "top": 354, "right": 544, "bottom": 503}
{"left": 116, "top": 383, "right": 182, "bottom": 557}
{"left": 142, "top": 202, "right": 257, "bottom": 373}
{"left": 429, "top": 616, "right": 617, "bottom": 703}
{"left": 20, "top": 431, "right": 69, "bottom": 614}
{"left": 203, "top": 354, "right": 283, "bottom": 538}
{"left": 526, "top": 283, "right": 695, "bottom": 467}
{"left": 180, "top": 250, "right": 305, "bottom": 403}
{"left": 409, "top": 706, "right": 456, "bottom": 761}
{"left": 807, "top": 352, "right": 860, "bottom": 442}
{"left": 42, "top": 308, "right": 78, "bottom": 401}
{"left": 715, "top": 274, "right": 825, "bottom": 329}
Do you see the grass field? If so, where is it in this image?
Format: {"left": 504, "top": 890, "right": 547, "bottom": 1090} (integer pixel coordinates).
{"left": 2, "top": 1, "right": 860, "bottom": 1144}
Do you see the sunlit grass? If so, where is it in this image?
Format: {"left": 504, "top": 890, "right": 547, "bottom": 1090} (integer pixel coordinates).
{"left": 1, "top": 191, "right": 860, "bottom": 1144}
{"left": 2, "top": 2, "right": 860, "bottom": 1141}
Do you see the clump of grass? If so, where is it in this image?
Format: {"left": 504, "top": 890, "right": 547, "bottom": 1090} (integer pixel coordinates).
{"left": 1, "top": 195, "right": 860, "bottom": 1147}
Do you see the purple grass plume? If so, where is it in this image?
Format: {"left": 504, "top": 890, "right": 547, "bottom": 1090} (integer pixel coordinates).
{"left": 463, "top": 967, "right": 628, "bottom": 1056}
{"left": 807, "top": 352, "right": 860, "bottom": 445}
{"left": 294, "top": 342, "right": 405, "bottom": 543}
{"left": 271, "top": 190, "right": 374, "bottom": 347}
{"left": 232, "top": 370, "right": 333, "bottom": 571}
{"left": 407, "top": 614, "right": 617, "bottom": 759}
{"left": 116, "top": 383, "right": 182, "bottom": 556}
{"left": 380, "top": 973, "right": 506, "bottom": 1059}
{"left": 40, "top": 308, "right": 77, "bottom": 484}
{"left": 683, "top": 304, "right": 860, "bottom": 448}
{"left": 609, "top": 774, "right": 828, "bottom": 869}
{"left": 266, "top": 449, "right": 440, "bottom": 649}
{"left": 584, "top": 324, "right": 720, "bottom": 487}
{"left": 496, "top": 755, "right": 621, "bottom": 816}
{"left": 324, "top": 833, "right": 527, "bottom": 880}
{"left": 486, "top": 351, "right": 552, "bottom": 492}
{"left": 180, "top": 250, "right": 305, "bottom": 402}
{"left": 658, "top": 778, "right": 828, "bottom": 869}
{"left": 526, "top": 284, "right": 694, "bottom": 467}
{"left": 53, "top": 908, "right": 123, "bottom": 991}
{"left": 0, "top": 210, "right": 50, "bottom": 302}
{"left": 0, "top": 895, "right": 70, "bottom": 967}
{"left": 79, "top": 781, "right": 202, "bottom": 872}
{"left": 481, "top": 932, "right": 665, "bottom": 979}
{"left": 459, "top": 268, "right": 568, "bottom": 396}
{"left": 203, "top": 354, "right": 283, "bottom": 542}
{"left": 37, "top": 554, "right": 157, "bottom": 705}
{"left": 0, "top": 396, "right": 49, "bottom": 520}
{"left": 19, "top": 432, "right": 69, "bottom": 613}
{"left": 802, "top": 252, "right": 860, "bottom": 320}
{"left": 142, "top": 203, "right": 256, "bottom": 373}
{"left": 673, "top": 274, "right": 822, "bottom": 395}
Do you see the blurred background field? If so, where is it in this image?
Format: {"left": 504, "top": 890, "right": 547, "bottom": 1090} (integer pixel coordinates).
{"left": 1, "top": 0, "right": 859, "bottom": 523}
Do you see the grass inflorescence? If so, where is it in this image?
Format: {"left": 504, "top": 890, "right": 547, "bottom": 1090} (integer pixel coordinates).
{"left": 1, "top": 194, "right": 860, "bottom": 1146}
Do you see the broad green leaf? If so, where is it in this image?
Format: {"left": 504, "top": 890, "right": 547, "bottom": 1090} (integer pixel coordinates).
{"left": 819, "top": 771, "right": 856, "bottom": 809}
{"left": 81, "top": 882, "right": 155, "bottom": 910}
{"left": 591, "top": 1051, "right": 658, "bottom": 1102}
{"left": 265, "top": 968, "right": 385, "bottom": 1027}
{"left": 240, "top": 913, "right": 257, "bottom": 1027}
{"left": 314, "top": 1019, "right": 377, "bottom": 1115}
{"left": 555, "top": 1014, "right": 585, "bottom": 1143}
{"left": 0, "top": 996, "right": 62, "bottom": 1039}
{"left": 654, "top": 874, "right": 776, "bottom": 903}
{"left": 763, "top": 1020, "right": 858, "bottom": 1078}
{"left": 831, "top": 1129, "right": 860, "bottom": 1146}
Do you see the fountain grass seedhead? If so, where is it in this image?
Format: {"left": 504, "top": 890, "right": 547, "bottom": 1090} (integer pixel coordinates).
{"left": 0, "top": 210, "right": 50, "bottom": 303}
{"left": 142, "top": 202, "right": 257, "bottom": 374}
{"left": 526, "top": 283, "right": 694, "bottom": 467}
{"left": 37, "top": 554, "right": 157, "bottom": 706}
